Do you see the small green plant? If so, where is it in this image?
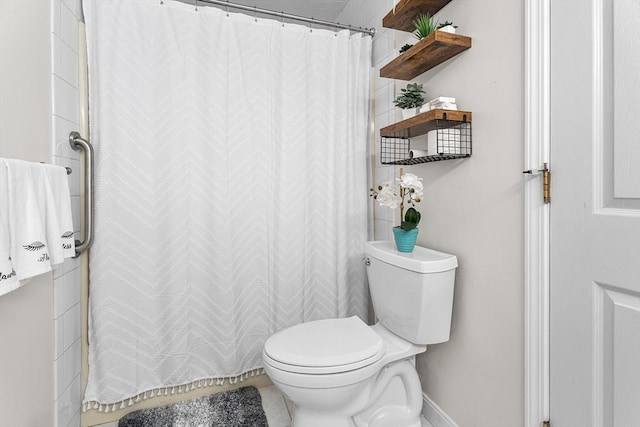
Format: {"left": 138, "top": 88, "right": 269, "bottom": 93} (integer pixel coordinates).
{"left": 399, "top": 43, "right": 414, "bottom": 54}
{"left": 413, "top": 13, "right": 437, "bottom": 40}
{"left": 393, "top": 83, "right": 426, "bottom": 109}
{"left": 437, "top": 21, "right": 458, "bottom": 30}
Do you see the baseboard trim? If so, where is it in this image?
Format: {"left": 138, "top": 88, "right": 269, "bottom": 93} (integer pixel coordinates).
{"left": 422, "top": 393, "right": 459, "bottom": 427}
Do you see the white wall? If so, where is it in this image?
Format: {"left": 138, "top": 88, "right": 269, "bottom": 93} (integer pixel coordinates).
{"left": 0, "top": 1, "right": 55, "bottom": 425}
{"left": 0, "top": 0, "right": 83, "bottom": 425}
{"left": 340, "top": 1, "right": 525, "bottom": 426}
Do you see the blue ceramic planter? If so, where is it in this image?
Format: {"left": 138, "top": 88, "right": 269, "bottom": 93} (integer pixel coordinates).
{"left": 392, "top": 227, "right": 419, "bottom": 253}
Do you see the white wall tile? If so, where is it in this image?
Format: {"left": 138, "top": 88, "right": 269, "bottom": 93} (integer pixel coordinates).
{"left": 56, "top": 39, "right": 79, "bottom": 89}
{"left": 374, "top": 219, "right": 392, "bottom": 241}
{"left": 59, "top": 3, "right": 78, "bottom": 52}
{"left": 53, "top": 263, "right": 65, "bottom": 279}
{"left": 53, "top": 76, "right": 79, "bottom": 124}
{"left": 69, "top": 339, "right": 81, "bottom": 379}
{"left": 53, "top": 272, "right": 80, "bottom": 319}
{"left": 62, "top": 344, "right": 75, "bottom": 391}
{"left": 69, "top": 374, "right": 82, "bottom": 418}
{"left": 51, "top": 0, "right": 61, "bottom": 36}
{"left": 63, "top": 256, "right": 80, "bottom": 276}
{"left": 51, "top": 33, "right": 60, "bottom": 84}
{"left": 68, "top": 409, "right": 80, "bottom": 427}
{"left": 54, "top": 316, "right": 65, "bottom": 359}
{"left": 55, "top": 382, "right": 73, "bottom": 427}
{"left": 53, "top": 275, "right": 67, "bottom": 319}
{"left": 52, "top": 115, "right": 81, "bottom": 160}
{"left": 54, "top": 356, "right": 65, "bottom": 400}
{"left": 69, "top": 269, "right": 81, "bottom": 308}
{"left": 63, "top": 304, "right": 80, "bottom": 351}
{"left": 373, "top": 31, "right": 394, "bottom": 64}
{"left": 61, "top": 0, "right": 81, "bottom": 20}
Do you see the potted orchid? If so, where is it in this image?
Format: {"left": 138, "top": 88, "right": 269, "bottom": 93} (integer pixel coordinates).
{"left": 370, "top": 172, "right": 424, "bottom": 253}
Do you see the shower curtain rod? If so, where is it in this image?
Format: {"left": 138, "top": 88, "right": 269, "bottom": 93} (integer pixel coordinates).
{"left": 194, "top": 0, "right": 376, "bottom": 36}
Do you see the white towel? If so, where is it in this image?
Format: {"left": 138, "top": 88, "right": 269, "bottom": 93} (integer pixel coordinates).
{"left": 0, "top": 159, "right": 76, "bottom": 296}
{"left": 41, "top": 164, "right": 76, "bottom": 260}
{"left": 3, "top": 159, "right": 52, "bottom": 281}
{"left": 0, "top": 161, "right": 19, "bottom": 296}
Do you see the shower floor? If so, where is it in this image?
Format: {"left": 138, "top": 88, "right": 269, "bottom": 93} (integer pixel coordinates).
{"left": 95, "top": 385, "right": 433, "bottom": 427}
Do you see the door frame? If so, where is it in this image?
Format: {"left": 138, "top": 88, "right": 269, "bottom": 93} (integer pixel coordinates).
{"left": 524, "top": 0, "right": 551, "bottom": 426}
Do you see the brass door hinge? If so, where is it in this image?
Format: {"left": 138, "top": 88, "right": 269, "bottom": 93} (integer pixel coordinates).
{"left": 542, "top": 421, "right": 550, "bottom": 427}
{"left": 541, "top": 163, "right": 551, "bottom": 204}
{"left": 523, "top": 162, "right": 551, "bottom": 204}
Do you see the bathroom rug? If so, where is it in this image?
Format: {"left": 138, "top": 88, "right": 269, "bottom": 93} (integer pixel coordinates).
{"left": 118, "top": 385, "right": 268, "bottom": 427}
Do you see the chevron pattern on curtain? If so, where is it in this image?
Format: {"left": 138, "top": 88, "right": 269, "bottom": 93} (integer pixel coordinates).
{"left": 82, "top": 0, "right": 372, "bottom": 410}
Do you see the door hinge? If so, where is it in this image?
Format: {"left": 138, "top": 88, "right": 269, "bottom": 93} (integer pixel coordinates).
{"left": 523, "top": 162, "right": 551, "bottom": 204}
{"left": 541, "top": 163, "right": 551, "bottom": 204}
{"left": 542, "top": 420, "right": 550, "bottom": 427}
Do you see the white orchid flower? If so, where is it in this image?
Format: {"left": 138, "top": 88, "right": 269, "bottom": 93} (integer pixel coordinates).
{"left": 376, "top": 182, "right": 402, "bottom": 209}
{"left": 398, "top": 173, "right": 424, "bottom": 198}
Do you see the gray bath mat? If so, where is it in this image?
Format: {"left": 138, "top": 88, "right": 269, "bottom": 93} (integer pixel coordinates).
{"left": 118, "top": 386, "right": 268, "bottom": 427}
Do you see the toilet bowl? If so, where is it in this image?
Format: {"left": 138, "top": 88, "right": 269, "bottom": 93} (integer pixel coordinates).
{"left": 263, "top": 241, "right": 458, "bottom": 427}
{"left": 263, "top": 317, "right": 426, "bottom": 427}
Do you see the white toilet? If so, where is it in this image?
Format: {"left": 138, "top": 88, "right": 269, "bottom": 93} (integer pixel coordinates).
{"left": 262, "top": 240, "right": 458, "bottom": 427}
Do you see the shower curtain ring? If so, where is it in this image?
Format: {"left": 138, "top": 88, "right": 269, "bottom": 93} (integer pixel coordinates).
{"left": 194, "top": 0, "right": 198, "bottom": 12}
{"left": 254, "top": 6, "right": 258, "bottom": 22}
{"left": 281, "top": 11, "right": 285, "bottom": 27}
{"left": 310, "top": 18, "right": 314, "bottom": 33}
{"left": 226, "top": 0, "right": 229, "bottom": 16}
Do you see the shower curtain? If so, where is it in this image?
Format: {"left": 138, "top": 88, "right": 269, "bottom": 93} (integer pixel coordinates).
{"left": 83, "top": 0, "right": 372, "bottom": 410}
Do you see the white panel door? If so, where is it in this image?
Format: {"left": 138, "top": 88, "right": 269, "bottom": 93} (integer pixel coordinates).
{"left": 550, "top": 0, "right": 640, "bottom": 426}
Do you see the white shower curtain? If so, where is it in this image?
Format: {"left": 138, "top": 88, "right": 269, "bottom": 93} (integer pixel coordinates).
{"left": 83, "top": 0, "right": 371, "bottom": 409}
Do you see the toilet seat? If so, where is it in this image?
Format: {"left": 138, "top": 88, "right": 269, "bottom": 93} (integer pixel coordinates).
{"left": 263, "top": 316, "right": 384, "bottom": 374}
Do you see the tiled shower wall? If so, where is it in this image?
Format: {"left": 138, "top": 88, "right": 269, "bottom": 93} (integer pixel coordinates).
{"left": 337, "top": 0, "right": 398, "bottom": 240}
{"left": 51, "top": 0, "right": 83, "bottom": 425}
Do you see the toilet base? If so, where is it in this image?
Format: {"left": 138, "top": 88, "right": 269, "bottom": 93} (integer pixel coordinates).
{"left": 283, "top": 358, "right": 423, "bottom": 427}
{"left": 292, "top": 410, "right": 357, "bottom": 427}
{"left": 352, "top": 359, "right": 423, "bottom": 427}
{"left": 357, "top": 405, "right": 422, "bottom": 427}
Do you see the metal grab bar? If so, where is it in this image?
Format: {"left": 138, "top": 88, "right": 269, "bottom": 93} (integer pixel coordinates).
{"left": 69, "top": 131, "right": 94, "bottom": 256}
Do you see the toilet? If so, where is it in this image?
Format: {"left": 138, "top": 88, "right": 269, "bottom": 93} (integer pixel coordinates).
{"left": 262, "top": 240, "right": 458, "bottom": 427}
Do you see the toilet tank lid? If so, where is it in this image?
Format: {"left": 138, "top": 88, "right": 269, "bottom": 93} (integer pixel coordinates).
{"left": 366, "top": 241, "right": 458, "bottom": 273}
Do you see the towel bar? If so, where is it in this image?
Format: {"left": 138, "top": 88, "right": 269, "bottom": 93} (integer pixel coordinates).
{"left": 69, "top": 131, "right": 94, "bottom": 257}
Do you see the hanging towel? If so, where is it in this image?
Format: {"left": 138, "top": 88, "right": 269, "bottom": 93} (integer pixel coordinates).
{"left": 3, "top": 159, "right": 52, "bottom": 281}
{"left": 0, "top": 158, "right": 76, "bottom": 296}
{"left": 0, "top": 162, "right": 19, "bottom": 296}
{"left": 41, "top": 164, "right": 76, "bottom": 260}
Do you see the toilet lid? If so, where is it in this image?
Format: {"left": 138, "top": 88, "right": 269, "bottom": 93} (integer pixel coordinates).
{"left": 263, "top": 316, "right": 384, "bottom": 374}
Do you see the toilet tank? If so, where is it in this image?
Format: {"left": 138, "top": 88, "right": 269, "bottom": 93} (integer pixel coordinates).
{"left": 365, "top": 241, "right": 458, "bottom": 345}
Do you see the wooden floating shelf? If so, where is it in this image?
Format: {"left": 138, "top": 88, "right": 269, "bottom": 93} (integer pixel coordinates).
{"left": 383, "top": 0, "right": 453, "bottom": 32}
{"left": 380, "top": 31, "right": 471, "bottom": 81}
{"left": 380, "top": 109, "right": 472, "bottom": 138}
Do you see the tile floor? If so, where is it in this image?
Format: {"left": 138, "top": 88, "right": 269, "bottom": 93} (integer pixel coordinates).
{"left": 96, "top": 385, "right": 433, "bottom": 427}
